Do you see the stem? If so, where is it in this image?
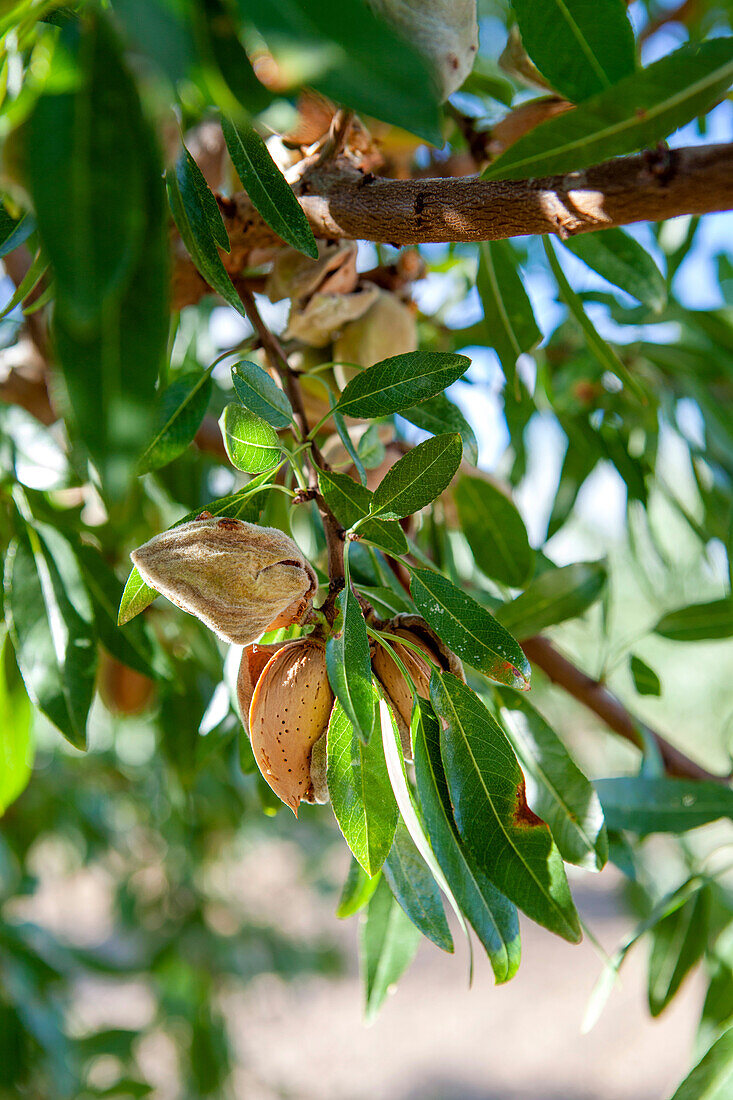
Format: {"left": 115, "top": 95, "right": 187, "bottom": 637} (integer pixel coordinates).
{"left": 237, "top": 286, "right": 346, "bottom": 594}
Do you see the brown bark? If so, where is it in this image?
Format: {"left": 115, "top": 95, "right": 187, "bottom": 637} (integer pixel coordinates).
{"left": 522, "top": 635, "right": 730, "bottom": 784}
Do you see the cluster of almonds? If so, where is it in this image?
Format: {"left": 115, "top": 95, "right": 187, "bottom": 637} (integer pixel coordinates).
{"left": 131, "top": 514, "right": 462, "bottom": 815}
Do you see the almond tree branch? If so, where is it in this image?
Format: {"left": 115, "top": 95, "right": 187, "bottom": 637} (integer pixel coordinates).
{"left": 221, "top": 142, "right": 733, "bottom": 250}
{"left": 521, "top": 635, "right": 730, "bottom": 784}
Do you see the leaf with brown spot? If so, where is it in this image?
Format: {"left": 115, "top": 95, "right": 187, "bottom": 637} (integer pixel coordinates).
{"left": 430, "top": 671, "right": 581, "bottom": 943}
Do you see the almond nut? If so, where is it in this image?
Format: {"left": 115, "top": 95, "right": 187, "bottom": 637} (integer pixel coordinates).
{"left": 248, "top": 638, "right": 334, "bottom": 814}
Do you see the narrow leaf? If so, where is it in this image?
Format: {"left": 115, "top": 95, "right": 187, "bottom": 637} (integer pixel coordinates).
{"left": 5, "top": 521, "right": 97, "bottom": 750}
{"left": 383, "top": 821, "right": 453, "bottom": 952}
{"left": 477, "top": 240, "right": 541, "bottom": 379}
{"left": 595, "top": 777, "right": 733, "bottom": 834}
{"left": 359, "top": 876, "right": 421, "bottom": 1024}
{"left": 630, "top": 654, "right": 661, "bottom": 697}
{"left": 413, "top": 698, "right": 521, "bottom": 983}
{"left": 166, "top": 152, "right": 245, "bottom": 316}
{"left": 222, "top": 117, "right": 318, "bottom": 258}
{"left": 409, "top": 567, "right": 531, "bottom": 689}
{"left": 218, "top": 403, "right": 282, "bottom": 473}
{"left": 495, "top": 560, "right": 607, "bottom": 639}
{"left": 431, "top": 672, "right": 581, "bottom": 943}
{"left": 0, "top": 204, "right": 34, "bottom": 258}
{"left": 232, "top": 359, "right": 294, "bottom": 429}
{"left": 0, "top": 636, "right": 34, "bottom": 816}
{"left": 668, "top": 1024, "right": 733, "bottom": 1100}
{"left": 138, "top": 367, "right": 214, "bottom": 473}
{"left": 336, "top": 858, "right": 380, "bottom": 918}
{"left": 454, "top": 475, "right": 534, "bottom": 588}
{"left": 327, "top": 698, "right": 398, "bottom": 877}
{"left": 562, "top": 228, "right": 667, "bottom": 312}
{"left": 484, "top": 39, "right": 733, "bottom": 181}
{"left": 370, "top": 434, "right": 462, "bottom": 519}
{"left": 326, "top": 584, "right": 375, "bottom": 743}
{"left": 655, "top": 599, "right": 733, "bottom": 642}
{"left": 648, "top": 885, "right": 711, "bottom": 1017}
{"left": 336, "top": 352, "right": 471, "bottom": 419}
{"left": 545, "top": 236, "right": 646, "bottom": 399}
{"left": 498, "top": 689, "right": 608, "bottom": 870}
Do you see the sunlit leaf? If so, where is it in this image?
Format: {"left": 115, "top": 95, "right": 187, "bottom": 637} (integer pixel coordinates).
{"left": 139, "top": 367, "right": 214, "bottom": 473}
{"left": 232, "top": 359, "right": 294, "bottom": 429}
{"left": 223, "top": 117, "right": 318, "bottom": 258}
{"left": 410, "top": 568, "right": 531, "bottom": 689}
{"left": 317, "top": 469, "right": 408, "bottom": 555}
{"left": 218, "top": 403, "right": 282, "bottom": 473}
{"left": 485, "top": 39, "right": 733, "bottom": 181}
{"left": 359, "top": 875, "right": 422, "bottom": 1023}
{"left": 370, "top": 434, "right": 462, "bottom": 520}
{"left": 431, "top": 672, "right": 581, "bottom": 942}
{"left": 336, "top": 352, "right": 471, "bottom": 419}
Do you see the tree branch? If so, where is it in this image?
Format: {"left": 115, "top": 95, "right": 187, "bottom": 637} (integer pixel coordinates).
{"left": 212, "top": 142, "right": 733, "bottom": 256}
{"left": 521, "top": 635, "right": 730, "bottom": 784}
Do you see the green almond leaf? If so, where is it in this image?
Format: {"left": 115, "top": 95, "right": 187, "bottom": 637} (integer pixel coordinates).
{"left": 138, "top": 367, "right": 214, "bottom": 474}
{"left": 359, "top": 874, "right": 422, "bottom": 1024}
{"left": 431, "top": 672, "right": 581, "bottom": 943}
{"left": 333, "top": 411, "right": 367, "bottom": 486}
{"left": 0, "top": 636, "right": 34, "bottom": 816}
{"left": 326, "top": 584, "right": 375, "bottom": 743}
{"left": 562, "top": 228, "right": 667, "bottom": 313}
{"left": 409, "top": 567, "right": 531, "bottom": 690}
{"left": 198, "top": 0, "right": 273, "bottom": 114}
{"left": 239, "top": 0, "right": 442, "bottom": 144}
{"left": 118, "top": 475, "right": 275, "bottom": 624}
{"left": 484, "top": 38, "right": 733, "bottom": 181}
{"left": 413, "top": 698, "right": 521, "bottom": 983}
{"left": 5, "top": 521, "right": 97, "bottom": 750}
{"left": 454, "top": 475, "right": 534, "bottom": 588}
{"left": 497, "top": 689, "right": 608, "bottom": 871}
{"left": 222, "top": 117, "right": 318, "bottom": 259}
{"left": 545, "top": 237, "right": 646, "bottom": 400}
{"left": 654, "top": 599, "right": 733, "bottom": 642}
{"left": 166, "top": 154, "right": 245, "bottom": 317}
{"left": 327, "top": 698, "right": 398, "bottom": 877}
{"left": 27, "top": 16, "right": 146, "bottom": 325}
{"left": 511, "top": 0, "right": 635, "bottom": 104}
{"left": 630, "top": 654, "right": 661, "bottom": 697}
{"left": 0, "top": 203, "right": 35, "bottom": 259}
{"left": 668, "top": 1024, "right": 733, "bottom": 1100}
{"left": 317, "top": 469, "right": 407, "bottom": 556}
{"left": 218, "top": 403, "right": 282, "bottom": 473}
{"left": 336, "top": 857, "right": 381, "bottom": 918}
{"left": 648, "top": 885, "right": 711, "bottom": 1018}
{"left": 75, "top": 545, "right": 169, "bottom": 681}
{"left": 232, "top": 359, "right": 294, "bottom": 429}
{"left": 0, "top": 251, "right": 48, "bottom": 321}
{"left": 495, "top": 560, "right": 607, "bottom": 639}
{"left": 185, "top": 144, "right": 230, "bottom": 251}
{"left": 400, "top": 392, "right": 479, "bottom": 467}
{"left": 33, "top": 14, "right": 168, "bottom": 500}
{"left": 370, "top": 433, "right": 462, "bottom": 520}
{"left": 595, "top": 777, "right": 733, "bottom": 834}
{"left": 383, "top": 820, "right": 453, "bottom": 953}
{"left": 477, "top": 240, "right": 541, "bottom": 379}
{"left": 336, "top": 352, "right": 471, "bottom": 419}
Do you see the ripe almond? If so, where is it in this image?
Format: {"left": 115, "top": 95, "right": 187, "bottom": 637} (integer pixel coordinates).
{"left": 373, "top": 615, "right": 464, "bottom": 759}
{"left": 236, "top": 641, "right": 286, "bottom": 733}
{"left": 130, "top": 516, "right": 317, "bottom": 645}
{"left": 248, "top": 639, "right": 334, "bottom": 815}
{"left": 373, "top": 629, "right": 435, "bottom": 759}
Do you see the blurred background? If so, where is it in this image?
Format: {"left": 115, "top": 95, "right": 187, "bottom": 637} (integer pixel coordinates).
{"left": 2, "top": 0, "right": 733, "bottom": 1097}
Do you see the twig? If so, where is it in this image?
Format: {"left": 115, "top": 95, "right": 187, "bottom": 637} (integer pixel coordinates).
{"left": 521, "top": 635, "right": 730, "bottom": 784}
{"left": 236, "top": 285, "right": 346, "bottom": 600}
